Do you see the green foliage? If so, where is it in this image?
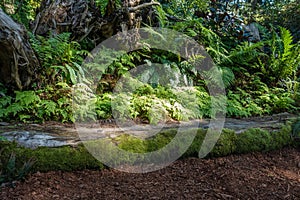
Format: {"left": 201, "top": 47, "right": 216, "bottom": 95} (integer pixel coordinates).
{"left": 0, "top": 91, "right": 40, "bottom": 122}
{"left": 227, "top": 89, "right": 265, "bottom": 118}
{"left": 0, "top": 0, "right": 299, "bottom": 125}
{"left": 30, "top": 33, "right": 88, "bottom": 85}
{"left": 224, "top": 41, "right": 265, "bottom": 73}
{"left": 259, "top": 27, "right": 300, "bottom": 84}
{"left": 0, "top": 146, "right": 35, "bottom": 186}
{"left": 0, "top": 0, "right": 41, "bottom": 28}
{"left": 0, "top": 136, "right": 7, "bottom": 142}
{"left": 0, "top": 85, "right": 74, "bottom": 123}
{"left": 254, "top": 0, "right": 300, "bottom": 41}
{"left": 161, "top": 0, "right": 209, "bottom": 19}
{"left": 95, "top": 93, "right": 112, "bottom": 119}
{"left": 197, "top": 0, "right": 264, "bottom": 48}
{"left": 95, "top": 0, "right": 121, "bottom": 16}
{"left": 226, "top": 80, "right": 297, "bottom": 118}
{"left": 106, "top": 85, "right": 213, "bottom": 124}
{"left": 73, "top": 83, "right": 97, "bottom": 122}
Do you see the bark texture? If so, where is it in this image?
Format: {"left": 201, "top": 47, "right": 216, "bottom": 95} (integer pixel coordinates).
{"left": 31, "top": 0, "right": 159, "bottom": 46}
{"left": 0, "top": 9, "right": 40, "bottom": 90}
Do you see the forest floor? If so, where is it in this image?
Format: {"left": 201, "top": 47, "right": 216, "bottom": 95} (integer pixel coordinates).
{"left": 1, "top": 147, "right": 299, "bottom": 199}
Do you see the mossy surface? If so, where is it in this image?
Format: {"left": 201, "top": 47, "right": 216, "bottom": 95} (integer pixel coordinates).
{"left": 0, "top": 142, "right": 104, "bottom": 173}
{"left": 0, "top": 123, "right": 297, "bottom": 183}
{"left": 236, "top": 128, "right": 273, "bottom": 154}
{"left": 209, "top": 129, "right": 237, "bottom": 157}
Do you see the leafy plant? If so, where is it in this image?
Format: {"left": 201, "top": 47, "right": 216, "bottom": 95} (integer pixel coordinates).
{"left": 259, "top": 27, "right": 300, "bottom": 85}
{"left": 0, "top": 0, "right": 41, "bottom": 28}
{"left": 0, "top": 85, "right": 76, "bottom": 123}
{"left": 161, "top": 0, "right": 209, "bottom": 20}
{"left": 0, "top": 136, "right": 7, "bottom": 142}
{"left": 0, "top": 150, "right": 35, "bottom": 186}
{"left": 72, "top": 83, "right": 97, "bottom": 122}
{"left": 30, "top": 33, "right": 88, "bottom": 85}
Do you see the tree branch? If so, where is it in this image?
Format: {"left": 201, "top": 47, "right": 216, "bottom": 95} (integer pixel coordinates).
{"left": 128, "top": 1, "right": 160, "bottom": 12}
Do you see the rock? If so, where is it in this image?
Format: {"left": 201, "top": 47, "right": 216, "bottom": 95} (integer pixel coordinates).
{"left": 0, "top": 122, "right": 10, "bottom": 126}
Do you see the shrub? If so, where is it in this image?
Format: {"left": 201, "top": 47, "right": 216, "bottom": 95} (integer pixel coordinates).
{"left": 0, "top": 142, "right": 35, "bottom": 186}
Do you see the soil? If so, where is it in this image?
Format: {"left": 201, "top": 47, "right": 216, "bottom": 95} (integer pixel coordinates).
{"left": 1, "top": 147, "right": 299, "bottom": 200}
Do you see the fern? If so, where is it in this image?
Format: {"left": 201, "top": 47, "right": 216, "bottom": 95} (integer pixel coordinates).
{"left": 39, "top": 100, "right": 57, "bottom": 117}
{"left": 30, "top": 32, "right": 87, "bottom": 86}
{"left": 0, "top": 96, "right": 12, "bottom": 108}
{"left": 260, "top": 27, "right": 300, "bottom": 84}
{"left": 15, "top": 91, "right": 40, "bottom": 106}
{"left": 5, "top": 104, "right": 26, "bottom": 117}
{"left": 225, "top": 41, "right": 265, "bottom": 70}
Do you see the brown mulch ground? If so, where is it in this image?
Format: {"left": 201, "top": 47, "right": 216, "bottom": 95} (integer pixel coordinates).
{"left": 1, "top": 148, "right": 300, "bottom": 200}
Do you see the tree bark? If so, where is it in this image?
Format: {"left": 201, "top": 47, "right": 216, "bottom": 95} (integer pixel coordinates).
{"left": 31, "top": 0, "right": 159, "bottom": 46}
{"left": 0, "top": 9, "right": 40, "bottom": 91}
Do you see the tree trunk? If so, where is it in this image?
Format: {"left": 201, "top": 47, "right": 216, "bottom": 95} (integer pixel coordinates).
{"left": 0, "top": 9, "right": 40, "bottom": 91}
{"left": 31, "top": 0, "right": 159, "bottom": 46}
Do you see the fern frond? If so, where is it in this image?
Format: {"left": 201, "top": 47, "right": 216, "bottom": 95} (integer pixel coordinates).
{"left": 15, "top": 91, "right": 40, "bottom": 106}
{"left": 280, "top": 27, "right": 294, "bottom": 60}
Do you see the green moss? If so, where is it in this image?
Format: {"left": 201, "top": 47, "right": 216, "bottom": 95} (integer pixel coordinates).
{"left": 146, "top": 129, "right": 177, "bottom": 152}
{"left": 0, "top": 124, "right": 297, "bottom": 180}
{"left": 183, "top": 129, "right": 206, "bottom": 157}
{"left": 236, "top": 128, "right": 273, "bottom": 154}
{"left": 117, "top": 134, "right": 148, "bottom": 153}
{"left": 270, "top": 124, "right": 294, "bottom": 150}
{"left": 210, "top": 129, "right": 237, "bottom": 157}
{"left": 291, "top": 118, "right": 300, "bottom": 140}
{"left": 0, "top": 142, "right": 104, "bottom": 173}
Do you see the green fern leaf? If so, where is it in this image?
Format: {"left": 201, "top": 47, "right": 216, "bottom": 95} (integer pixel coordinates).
{"left": 15, "top": 91, "right": 40, "bottom": 106}
{"left": 65, "top": 64, "right": 77, "bottom": 84}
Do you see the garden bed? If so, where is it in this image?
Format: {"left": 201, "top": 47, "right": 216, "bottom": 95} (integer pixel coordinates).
{"left": 0, "top": 147, "right": 299, "bottom": 199}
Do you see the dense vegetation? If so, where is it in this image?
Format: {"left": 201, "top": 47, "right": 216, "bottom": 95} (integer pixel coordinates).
{"left": 0, "top": 0, "right": 299, "bottom": 123}
{"left": 0, "top": 0, "right": 300, "bottom": 186}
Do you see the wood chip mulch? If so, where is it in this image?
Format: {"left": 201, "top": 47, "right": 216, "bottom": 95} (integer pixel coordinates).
{"left": 1, "top": 148, "right": 300, "bottom": 200}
